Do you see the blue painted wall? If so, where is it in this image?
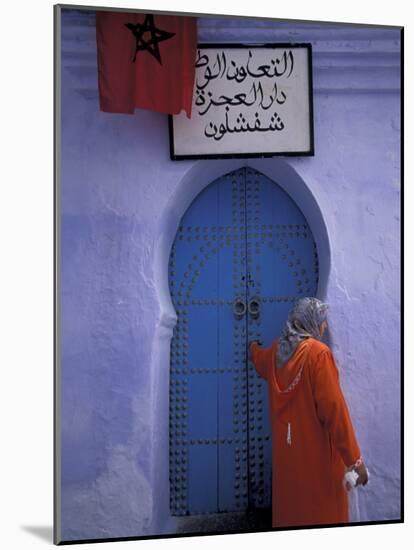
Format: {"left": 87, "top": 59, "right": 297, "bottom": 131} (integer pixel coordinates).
{"left": 58, "top": 9, "right": 401, "bottom": 541}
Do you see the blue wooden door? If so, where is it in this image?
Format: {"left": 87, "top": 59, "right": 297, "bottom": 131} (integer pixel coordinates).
{"left": 169, "top": 168, "right": 318, "bottom": 516}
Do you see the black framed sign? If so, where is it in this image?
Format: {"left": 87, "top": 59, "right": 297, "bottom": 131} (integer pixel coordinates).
{"left": 169, "top": 43, "right": 314, "bottom": 160}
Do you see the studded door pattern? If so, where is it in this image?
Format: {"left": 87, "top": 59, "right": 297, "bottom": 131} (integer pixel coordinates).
{"left": 169, "top": 168, "right": 318, "bottom": 516}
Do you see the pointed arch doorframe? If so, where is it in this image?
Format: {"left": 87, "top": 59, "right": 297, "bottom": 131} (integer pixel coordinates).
{"left": 150, "top": 158, "right": 331, "bottom": 534}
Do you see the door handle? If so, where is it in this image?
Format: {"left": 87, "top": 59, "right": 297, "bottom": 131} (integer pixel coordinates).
{"left": 248, "top": 296, "right": 261, "bottom": 319}
{"left": 233, "top": 297, "right": 247, "bottom": 320}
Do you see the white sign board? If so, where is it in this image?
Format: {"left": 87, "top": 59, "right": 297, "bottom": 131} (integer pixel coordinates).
{"left": 169, "top": 44, "right": 314, "bottom": 159}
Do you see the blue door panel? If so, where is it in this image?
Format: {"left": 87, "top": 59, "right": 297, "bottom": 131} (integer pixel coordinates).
{"left": 187, "top": 373, "right": 218, "bottom": 439}
{"left": 218, "top": 439, "right": 248, "bottom": 512}
{"left": 259, "top": 246, "right": 301, "bottom": 296}
{"left": 169, "top": 167, "right": 318, "bottom": 516}
{"left": 215, "top": 169, "right": 249, "bottom": 512}
{"left": 187, "top": 305, "right": 218, "bottom": 370}
{"left": 169, "top": 176, "right": 220, "bottom": 516}
{"left": 188, "top": 444, "right": 218, "bottom": 514}
{"left": 253, "top": 172, "right": 309, "bottom": 226}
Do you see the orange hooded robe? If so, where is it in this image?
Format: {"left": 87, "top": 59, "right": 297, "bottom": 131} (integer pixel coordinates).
{"left": 250, "top": 337, "right": 361, "bottom": 528}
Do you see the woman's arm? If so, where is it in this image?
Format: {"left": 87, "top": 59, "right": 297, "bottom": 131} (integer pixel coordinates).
{"left": 249, "top": 340, "right": 270, "bottom": 381}
{"left": 311, "top": 348, "right": 366, "bottom": 481}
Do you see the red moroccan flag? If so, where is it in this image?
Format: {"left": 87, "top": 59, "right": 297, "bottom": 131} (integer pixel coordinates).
{"left": 96, "top": 11, "right": 197, "bottom": 117}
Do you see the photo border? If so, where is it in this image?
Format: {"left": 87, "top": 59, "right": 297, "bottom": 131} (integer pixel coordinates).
{"left": 53, "top": 4, "right": 404, "bottom": 545}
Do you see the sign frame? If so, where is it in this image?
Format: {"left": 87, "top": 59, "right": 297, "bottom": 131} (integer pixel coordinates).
{"left": 169, "top": 42, "right": 314, "bottom": 160}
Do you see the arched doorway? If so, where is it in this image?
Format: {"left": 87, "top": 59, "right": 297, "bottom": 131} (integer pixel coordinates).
{"left": 168, "top": 167, "right": 318, "bottom": 518}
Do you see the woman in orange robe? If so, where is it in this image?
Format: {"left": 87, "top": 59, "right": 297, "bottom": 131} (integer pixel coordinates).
{"left": 249, "top": 297, "right": 368, "bottom": 529}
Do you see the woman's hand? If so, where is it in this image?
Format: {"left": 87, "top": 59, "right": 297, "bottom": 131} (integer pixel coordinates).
{"left": 354, "top": 462, "right": 369, "bottom": 486}
{"left": 347, "top": 462, "right": 369, "bottom": 487}
{"left": 248, "top": 340, "right": 262, "bottom": 361}
{"left": 249, "top": 340, "right": 263, "bottom": 348}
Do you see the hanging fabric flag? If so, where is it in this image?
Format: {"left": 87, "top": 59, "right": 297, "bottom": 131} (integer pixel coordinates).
{"left": 96, "top": 11, "right": 197, "bottom": 117}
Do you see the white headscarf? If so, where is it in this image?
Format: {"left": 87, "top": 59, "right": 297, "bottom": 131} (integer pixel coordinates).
{"left": 276, "top": 297, "right": 329, "bottom": 368}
